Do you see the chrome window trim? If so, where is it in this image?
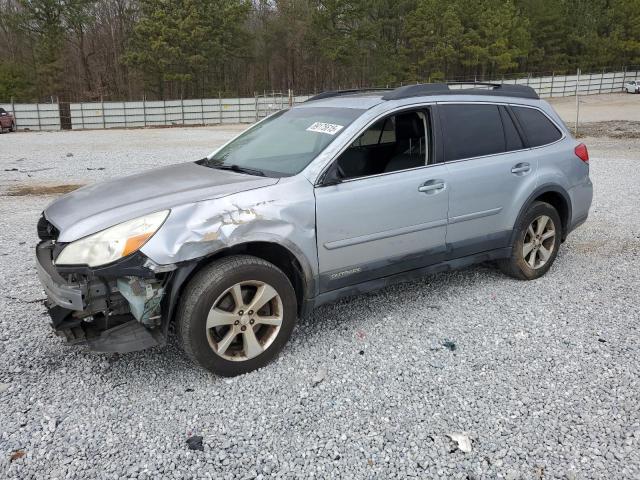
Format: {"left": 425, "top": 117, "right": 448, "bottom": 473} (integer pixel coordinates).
{"left": 321, "top": 162, "right": 447, "bottom": 186}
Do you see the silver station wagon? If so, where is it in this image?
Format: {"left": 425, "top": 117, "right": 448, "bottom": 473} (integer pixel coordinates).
{"left": 35, "top": 83, "right": 593, "bottom": 376}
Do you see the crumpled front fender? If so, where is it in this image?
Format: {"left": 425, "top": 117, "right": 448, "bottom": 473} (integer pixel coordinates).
{"left": 140, "top": 175, "right": 318, "bottom": 296}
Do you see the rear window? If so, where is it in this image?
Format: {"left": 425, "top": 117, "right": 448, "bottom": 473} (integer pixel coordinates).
{"left": 512, "top": 106, "right": 562, "bottom": 147}
{"left": 440, "top": 104, "right": 505, "bottom": 161}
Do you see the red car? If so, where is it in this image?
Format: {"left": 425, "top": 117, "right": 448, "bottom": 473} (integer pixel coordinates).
{"left": 0, "top": 107, "right": 16, "bottom": 132}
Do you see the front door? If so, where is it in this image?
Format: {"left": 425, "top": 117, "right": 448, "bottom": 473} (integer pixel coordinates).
{"left": 314, "top": 107, "right": 450, "bottom": 292}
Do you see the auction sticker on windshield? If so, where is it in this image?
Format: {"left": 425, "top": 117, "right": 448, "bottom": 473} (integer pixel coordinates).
{"left": 306, "top": 122, "right": 344, "bottom": 135}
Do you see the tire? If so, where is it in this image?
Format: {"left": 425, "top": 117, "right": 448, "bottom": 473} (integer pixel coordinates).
{"left": 498, "top": 201, "right": 562, "bottom": 280}
{"left": 9, "top": 122, "right": 15, "bottom": 132}
{"left": 177, "top": 254, "right": 297, "bottom": 376}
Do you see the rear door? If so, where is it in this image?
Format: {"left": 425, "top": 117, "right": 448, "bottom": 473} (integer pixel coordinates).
{"left": 315, "top": 106, "right": 450, "bottom": 292}
{"left": 439, "top": 102, "right": 537, "bottom": 256}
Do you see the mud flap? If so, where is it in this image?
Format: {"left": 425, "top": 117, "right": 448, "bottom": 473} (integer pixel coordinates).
{"left": 86, "top": 320, "right": 161, "bottom": 353}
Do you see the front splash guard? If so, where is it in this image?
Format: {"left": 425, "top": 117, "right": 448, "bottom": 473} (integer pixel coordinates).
{"left": 86, "top": 320, "right": 162, "bottom": 353}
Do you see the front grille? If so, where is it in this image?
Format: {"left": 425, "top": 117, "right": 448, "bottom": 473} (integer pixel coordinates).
{"left": 37, "top": 214, "right": 59, "bottom": 241}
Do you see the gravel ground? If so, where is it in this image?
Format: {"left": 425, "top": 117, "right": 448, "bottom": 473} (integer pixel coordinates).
{"left": 549, "top": 92, "right": 640, "bottom": 123}
{"left": 570, "top": 121, "right": 640, "bottom": 139}
{"left": 1, "top": 121, "right": 639, "bottom": 479}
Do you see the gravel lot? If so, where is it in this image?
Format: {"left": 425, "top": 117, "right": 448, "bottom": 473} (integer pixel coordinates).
{"left": 549, "top": 93, "right": 640, "bottom": 123}
{"left": 1, "top": 99, "right": 639, "bottom": 479}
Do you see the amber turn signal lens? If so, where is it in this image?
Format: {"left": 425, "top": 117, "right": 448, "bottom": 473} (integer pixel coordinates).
{"left": 122, "top": 232, "right": 153, "bottom": 257}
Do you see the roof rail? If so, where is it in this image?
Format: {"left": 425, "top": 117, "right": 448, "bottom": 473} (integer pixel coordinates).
{"left": 306, "top": 88, "right": 392, "bottom": 102}
{"left": 381, "top": 82, "right": 539, "bottom": 101}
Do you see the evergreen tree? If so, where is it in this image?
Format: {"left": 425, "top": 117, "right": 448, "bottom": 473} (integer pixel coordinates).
{"left": 123, "top": 0, "right": 251, "bottom": 98}
{"left": 1, "top": 0, "right": 639, "bottom": 101}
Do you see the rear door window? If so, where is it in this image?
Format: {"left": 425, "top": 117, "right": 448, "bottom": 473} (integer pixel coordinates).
{"left": 512, "top": 106, "right": 562, "bottom": 147}
{"left": 439, "top": 104, "right": 505, "bottom": 161}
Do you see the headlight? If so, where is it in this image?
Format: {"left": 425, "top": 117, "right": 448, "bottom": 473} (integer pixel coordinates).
{"left": 55, "top": 210, "right": 169, "bottom": 267}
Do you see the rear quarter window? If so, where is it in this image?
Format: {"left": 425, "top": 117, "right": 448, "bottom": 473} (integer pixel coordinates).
{"left": 512, "top": 106, "right": 563, "bottom": 147}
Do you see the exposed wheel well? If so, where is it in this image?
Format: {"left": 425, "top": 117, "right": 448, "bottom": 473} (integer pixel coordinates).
{"left": 187, "top": 242, "right": 307, "bottom": 315}
{"left": 533, "top": 191, "right": 570, "bottom": 239}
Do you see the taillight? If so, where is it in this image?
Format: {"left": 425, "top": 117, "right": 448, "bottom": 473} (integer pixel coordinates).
{"left": 575, "top": 143, "right": 589, "bottom": 163}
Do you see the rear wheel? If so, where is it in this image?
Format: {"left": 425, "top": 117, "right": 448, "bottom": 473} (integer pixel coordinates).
{"left": 177, "top": 255, "right": 297, "bottom": 376}
{"left": 499, "top": 201, "right": 562, "bottom": 280}
{"left": 9, "top": 122, "right": 15, "bottom": 132}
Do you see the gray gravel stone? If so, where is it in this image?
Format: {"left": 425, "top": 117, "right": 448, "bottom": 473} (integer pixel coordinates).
{"left": 0, "top": 128, "right": 639, "bottom": 479}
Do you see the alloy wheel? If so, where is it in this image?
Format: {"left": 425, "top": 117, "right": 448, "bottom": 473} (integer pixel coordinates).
{"left": 522, "top": 215, "right": 556, "bottom": 269}
{"left": 206, "top": 280, "right": 283, "bottom": 361}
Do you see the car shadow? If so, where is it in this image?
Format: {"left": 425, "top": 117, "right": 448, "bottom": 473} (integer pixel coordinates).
{"left": 27, "top": 261, "right": 509, "bottom": 388}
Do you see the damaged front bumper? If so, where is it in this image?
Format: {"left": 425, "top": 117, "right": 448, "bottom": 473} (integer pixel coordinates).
{"left": 35, "top": 241, "right": 173, "bottom": 353}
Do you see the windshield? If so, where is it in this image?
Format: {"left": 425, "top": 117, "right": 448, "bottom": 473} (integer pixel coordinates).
{"left": 201, "top": 107, "right": 365, "bottom": 176}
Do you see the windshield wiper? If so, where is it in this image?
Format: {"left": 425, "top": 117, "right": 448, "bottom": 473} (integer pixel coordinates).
{"left": 207, "top": 162, "right": 265, "bottom": 177}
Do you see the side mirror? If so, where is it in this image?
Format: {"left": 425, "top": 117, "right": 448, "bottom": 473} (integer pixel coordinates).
{"left": 321, "top": 165, "right": 343, "bottom": 186}
{"left": 0, "top": 112, "right": 6, "bottom": 116}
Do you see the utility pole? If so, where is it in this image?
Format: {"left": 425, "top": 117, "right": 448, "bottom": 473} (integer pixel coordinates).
{"left": 575, "top": 68, "right": 581, "bottom": 137}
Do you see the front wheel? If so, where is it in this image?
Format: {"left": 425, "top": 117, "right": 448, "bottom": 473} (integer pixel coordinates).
{"left": 9, "top": 122, "right": 15, "bottom": 132}
{"left": 499, "top": 201, "right": 562, "bottom": 280}
{"left": 177, "top": 255, "right": 297, "bottom": 376}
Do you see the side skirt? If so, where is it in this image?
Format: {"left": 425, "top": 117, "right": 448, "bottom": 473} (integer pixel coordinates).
{"left": 304, "top": 247, "right": 511, "bottom": 313}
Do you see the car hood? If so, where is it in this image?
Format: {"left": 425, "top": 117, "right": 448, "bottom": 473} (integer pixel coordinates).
{"left": 45, "top": 161, "right": 279, "bottom": 242}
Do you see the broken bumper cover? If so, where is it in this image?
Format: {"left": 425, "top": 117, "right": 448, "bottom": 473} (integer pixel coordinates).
{"left": 35, "top": 241, "right": 167, "bottom": 353}
{"left": 36, "top": 244, "right": 99, "bottom": 311}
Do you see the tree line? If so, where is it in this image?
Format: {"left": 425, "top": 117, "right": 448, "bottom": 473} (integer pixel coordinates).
{"left": 1, "top": 0, "right": 639, "bottom": 102}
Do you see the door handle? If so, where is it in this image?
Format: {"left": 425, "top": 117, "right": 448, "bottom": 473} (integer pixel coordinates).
{"left": 511, "top": 163, "right": 531, "bottom": 175}
{"left": 418, "top": 180, "right": 446, "bottom": 194}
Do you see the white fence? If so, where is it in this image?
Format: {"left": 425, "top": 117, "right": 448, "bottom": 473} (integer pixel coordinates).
{"left": 0, "top": 94, "right": 310, "bottom": 132}
{"left": 0, "top": 102, "right": 61, "bottom": 131}
{"left": 68, "top": 94, "right": 311, "bottom": 130}
{"left": 2, "top": 68, "right": 639, "bottom": 131}
{"left": 495, "top": 70, "right": 639, "bottom": 98}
